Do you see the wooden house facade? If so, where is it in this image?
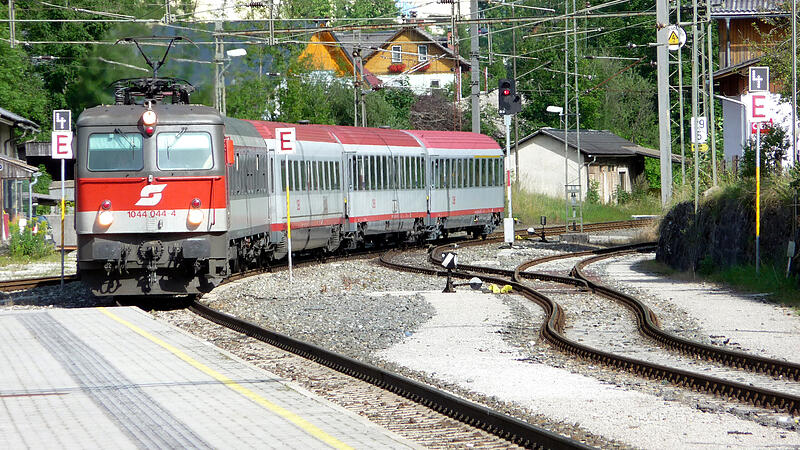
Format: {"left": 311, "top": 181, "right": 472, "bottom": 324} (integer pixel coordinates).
{"left": 300, "top": 27, "right": 468, "bottom": 94}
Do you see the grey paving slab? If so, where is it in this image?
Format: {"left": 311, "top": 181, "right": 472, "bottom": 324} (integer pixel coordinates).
{"left": 0, "top": 307, "right": 415, "bottom": 449}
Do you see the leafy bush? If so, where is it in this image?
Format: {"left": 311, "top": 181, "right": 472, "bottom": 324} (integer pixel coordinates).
{"left": 8, "top": 218, "right": 53, "bottom": 259}
{"left": 586, "top": 179, "right": 600, "bottom": 204}
{"left": 614, "top": 183, "right": 631, "bottom": 204}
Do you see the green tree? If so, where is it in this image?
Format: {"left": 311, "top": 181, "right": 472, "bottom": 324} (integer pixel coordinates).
{"left": 0, "top": 38, "right": 49, "bottom": 136}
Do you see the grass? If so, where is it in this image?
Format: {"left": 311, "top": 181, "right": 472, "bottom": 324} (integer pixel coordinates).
{"left": 706, "top": 265, "right": 800, "bottom": 307}
{"left": 511, "top": 188, "right": 663, "bottom": 226}
{"left": 0, "top": 249, "right": 60, "bottom": 267}
{"left": 640, "top": 259, "right": 800, "bottom": 307}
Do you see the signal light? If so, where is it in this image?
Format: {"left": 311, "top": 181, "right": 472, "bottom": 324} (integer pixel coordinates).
{"left": 141, "top": 110, "right": 157, "bottom": 126}
{"left": 498, "top": 78, "right": 521, "bottom": 115}
{"left": 97, "top": 199, "right": 114, "bottom": 226}
{"left": 187, "top": 198, "right": 204, "bottom": 225}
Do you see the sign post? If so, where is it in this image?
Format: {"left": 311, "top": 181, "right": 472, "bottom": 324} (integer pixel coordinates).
{"left": 275, "top": 127, "right": 296, "bottom": 283}
{"left": 51, "top": 110, "right": 72, "bottom": 290}
{"left": 748, "top": 67, "right": 770, "bottom": 273}
{"left": 503, "top": 114, "right": 514, "bottom": 246}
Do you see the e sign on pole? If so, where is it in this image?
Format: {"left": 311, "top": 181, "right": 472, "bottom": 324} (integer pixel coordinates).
{"left": 51, "top": 109, "right": 73, "bottom": 290}
{"left": 274, "top": 127, "right": 296, "bottom": 283}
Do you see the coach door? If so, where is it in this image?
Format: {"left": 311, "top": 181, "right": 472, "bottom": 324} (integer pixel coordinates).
{"left": 428, "top": 156, "right": 451, "bottom": 220}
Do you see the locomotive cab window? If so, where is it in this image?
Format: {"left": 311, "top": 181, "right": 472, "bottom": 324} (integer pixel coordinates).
{"left": 87, "top": 132, "right": 144, "bottom": 171}
{"left": 157, "top": 131, "right": 213, "bottom": 170}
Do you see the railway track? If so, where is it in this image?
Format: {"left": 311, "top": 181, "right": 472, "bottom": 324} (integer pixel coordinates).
{"left": 0, "top": 274, "right": 79, "bottom": 292}
{"left": 189, "top": 300, "right": 589, "bottom": 449}
{"left": 416, "top": 243, "right": 800, "bottom": 416}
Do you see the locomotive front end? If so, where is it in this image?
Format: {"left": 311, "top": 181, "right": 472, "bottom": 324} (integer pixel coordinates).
{"left": 76, "top": 104, "right": 229, "bottom": 296}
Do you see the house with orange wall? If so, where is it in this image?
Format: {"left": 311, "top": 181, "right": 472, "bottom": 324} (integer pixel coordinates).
{"left": 300, "top": 27, "right": 469, "bottom": 94}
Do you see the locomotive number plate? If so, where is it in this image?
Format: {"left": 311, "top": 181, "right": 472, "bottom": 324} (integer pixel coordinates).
{"left": 127, "top": 210, "right": 177, "bottom": 218}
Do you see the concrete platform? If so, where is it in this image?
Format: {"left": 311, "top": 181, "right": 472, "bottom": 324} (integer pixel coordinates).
{"left": 0, "top": 307, "right": 414, "bottom": 449}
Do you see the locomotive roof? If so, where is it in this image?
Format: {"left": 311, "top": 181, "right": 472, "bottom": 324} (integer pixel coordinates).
{"left": 77, "top": 104, "right": 223, "bottom": 127}
{"left": 237, "top": 119, "right": 500, "bottom": 151}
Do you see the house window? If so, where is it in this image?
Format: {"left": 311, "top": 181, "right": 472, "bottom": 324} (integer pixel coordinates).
{"left": 430, "top": 80, "right": 440, "bottom": 88}
{"left": 391, "top": 45, "right": 402, "bottom": 63}
{"left": 418, "top": 45, "right": 428, "bottom": 62}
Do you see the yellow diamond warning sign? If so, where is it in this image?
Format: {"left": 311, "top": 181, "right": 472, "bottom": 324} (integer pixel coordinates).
{"left": 665, "top": 25, "right": 686, "bottom": 51}
{"left": 668, "top": 31, "right": 680, "bottom": 46}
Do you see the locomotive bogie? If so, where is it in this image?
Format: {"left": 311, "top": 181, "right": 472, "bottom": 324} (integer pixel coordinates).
{"left": 77, "top": 232, "right": 228, "bottom": 295}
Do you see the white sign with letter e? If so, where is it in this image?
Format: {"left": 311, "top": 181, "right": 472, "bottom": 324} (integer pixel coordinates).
{"left": 51, "top": 131, "right": 73, "bottom": 159}
{"left": 746, "top": 93, "right": 773, "bottom": 123}
{"left": 274, "top": 127, "right": 296, "bottom": 154}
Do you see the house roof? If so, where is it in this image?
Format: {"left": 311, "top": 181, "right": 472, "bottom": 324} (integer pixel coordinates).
{"left": 332, "top": 27, "right": 469, "bottom": 69}
{"left": 519, "top": 128, "right": 683, "bottom": 163}
{"left": 0, "top": 107, "right": 40, "bottom": 132}
{"left": 713, "top": 56, "right": 762, "bottom": 80}
{"left": 711, "top": 0, "right": 787, "bottom": 17}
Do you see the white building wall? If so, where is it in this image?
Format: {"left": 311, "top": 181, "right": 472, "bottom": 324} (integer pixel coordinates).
{"left": 511, "top": 135, "right": 587, "bottom": 200}
{"left": 378, "top": 73, "right": 455, "bottom": 94}
{"left": 722, "top": 92, "right": 798, "bottom": 167}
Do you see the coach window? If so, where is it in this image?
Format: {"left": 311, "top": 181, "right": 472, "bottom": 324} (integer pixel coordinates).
{"left": 496, "top": 158, "right": 503, "bottom": 186}
{"left": 87, "top": 132, "right": 144, "bottom": 171}
{"left": 293, "top": 160, "right": 301, "bottom": 191}
{"left": 157, "top": 131, "right": 213, "bottom": 170}
{"left": 420, "top": 158, "right": 425, "bottom": 189}
{"left": 357, "top": 156, "right": 365, "bottom": 190}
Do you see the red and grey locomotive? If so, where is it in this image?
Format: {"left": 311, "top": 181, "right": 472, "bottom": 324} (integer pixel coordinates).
{"left": 76, "top": 59, "right": 504, "bottom": 296}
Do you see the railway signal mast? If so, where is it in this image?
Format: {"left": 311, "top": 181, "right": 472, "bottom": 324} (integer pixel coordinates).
{"left": 498, "top": 79, "right": 521, "bottom": 246}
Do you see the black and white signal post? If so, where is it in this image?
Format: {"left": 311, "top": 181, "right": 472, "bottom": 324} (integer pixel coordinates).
{"left": 51, "top": 109, "right": 73, "bottom": 289}
{"left": 498, "top": 80, "right": 521, "bottom": 246}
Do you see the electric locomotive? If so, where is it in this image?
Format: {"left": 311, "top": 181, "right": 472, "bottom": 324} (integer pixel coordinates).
{"left": 76, "top": 79, "right": 230, "bottom": 295}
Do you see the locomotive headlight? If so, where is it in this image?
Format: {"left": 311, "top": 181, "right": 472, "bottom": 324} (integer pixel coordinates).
{"left": 98, "top": 211, "right": 114, "bottom": 226}
{"left": 187, "top": 198, "right": 204, "bottom": 225}
{"left": 97, "top": 200, "right": 114, "bottom": 226}
{"left": 142, "top": 110, "right": 157, "bottom": 126}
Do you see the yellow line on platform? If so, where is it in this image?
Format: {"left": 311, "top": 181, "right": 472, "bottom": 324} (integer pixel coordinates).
{"left": 98, "top": 307, "right": 352, "bottom": 450}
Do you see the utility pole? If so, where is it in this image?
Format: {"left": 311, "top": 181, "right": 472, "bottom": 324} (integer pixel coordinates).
{"left": 692, "top": 0, "right": 699, "bottom": 213}
{"left": 214, "top": 21, "right": 226, "bottom": 115}
{"left": 656, "top": 0, "right": 673, "bottom": 206}
{"left": 470, "top": 0, "right": 480, "bottom": 133}
{"left": 573, "top": 0, "right": 582, "bottom": 232}
{"left": 269, "top": 0, "right": 275, "bottom": 46}
{"left": 677, "top": 0, "right": 685, "bottom": 185}
{"left": 353, "top": 46, "right": 360, "bottom": 127}
{"left": 512, "top": 3, "right": 520, "bottom": 184}
{"left": 706, "top": 0, "right": 717, "bottom": 186}
{"left": 9, "top": 0, "right": 15, "bottom": 48}
{"left": 793, "top": 0, "right": 798, "bottom": 268}
{"left": 564, "top": 0, "right": 570, "bottom": 232}
{"left": 359, "top": 52, "right": 366, "bottom": 127}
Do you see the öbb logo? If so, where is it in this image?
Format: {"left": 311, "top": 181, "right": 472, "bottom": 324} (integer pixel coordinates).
{"left": 135, "top": 184, "right": 167, "bottom": 206}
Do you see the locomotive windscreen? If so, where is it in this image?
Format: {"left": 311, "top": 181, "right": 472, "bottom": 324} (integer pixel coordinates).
{"left": 156, "top": 131, "right": 213, "bottom": 170}
{"left": 87, "top": 132, "right": 144, "bottom": 171}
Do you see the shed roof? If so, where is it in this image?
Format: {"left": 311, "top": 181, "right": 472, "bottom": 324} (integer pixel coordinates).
{"left": 710, "top": 0, "right": 787, "bottom": 17}
{"left": 519, "top": 128, "right": 682, "bottom": 163}
{"left": 0, "top": 107, "right": 40, "bottom": 132}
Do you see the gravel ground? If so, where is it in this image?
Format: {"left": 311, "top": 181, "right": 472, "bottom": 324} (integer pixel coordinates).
{"left": 5, "top": 235, "right": 800, "bottom": 449}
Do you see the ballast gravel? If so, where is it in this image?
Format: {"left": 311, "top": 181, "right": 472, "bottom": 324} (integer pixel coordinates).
{"left": 5, "top": 237, "right": 800, "bottom": 449}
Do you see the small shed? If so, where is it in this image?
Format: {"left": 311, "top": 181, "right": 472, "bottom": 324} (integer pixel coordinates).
{"left": 0, "top": 107, "right": 41, "bottom": 239}
{"left": 512, "top": 128, "right": 681, "bottom": 204}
